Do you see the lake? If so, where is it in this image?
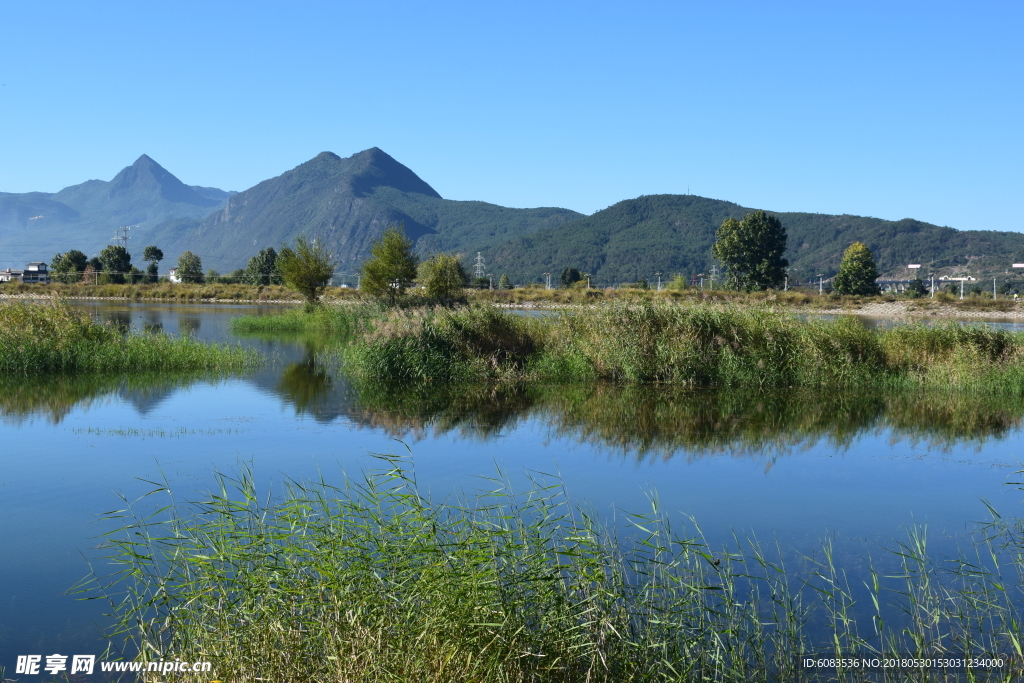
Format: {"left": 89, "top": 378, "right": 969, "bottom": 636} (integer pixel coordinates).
{"left": 2, "top": 301, "right": 1024, "bottom": 667}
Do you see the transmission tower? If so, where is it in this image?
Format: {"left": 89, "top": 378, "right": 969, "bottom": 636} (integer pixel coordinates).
{"left": 709, "top": 265, "right": 718, "bottom": 289}
{"left": 474, "top": 252, "right": 486, "bottom": 279}
{"left": 110, "top": 225, "right": 135, "bottom": 248}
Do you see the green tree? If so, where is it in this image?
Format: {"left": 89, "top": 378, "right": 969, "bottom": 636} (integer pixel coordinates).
{"left": 98, "top": 245, "right": 132, "bottom": 284}
{"left": 498, "top": 273, "right": 512, "bottom": 290}
{"left": 832, "top": 242, "right": 881, "bottom": 296}
{"left": 143, "top": 246, "right": 164, "bottom": 283}
{"left": 906, "top": 277, "right": 928, "bottom": 298}
{"left": 361, "top": 223, "right": 419, "bottom": 306}
{"left": 87, "top": 256, "right": 103, "bottom": 273}
{"left": 245, "top": 247, "right": 279, "bottom": 286}
{"left": 419, "top": 253, "right": 468, "bottom": 304}
{"left": 50, "top": 250, "right": 88, "bottom": 284}
{"left": 278, "top": 236, "right": 337, "bottom": 310}
{"left": 711, "top": 210, "right": 788, "bottom": 291}
{"left": 560, "top": 267, "right": 582, "bottom": 287}
{"left": 176, "top": 251, "right": 205, "bottom": 284}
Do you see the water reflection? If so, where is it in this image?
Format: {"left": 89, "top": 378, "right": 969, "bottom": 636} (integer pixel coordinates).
{"left": 6, "top": 351, "right": 1024, "bottom": 457}
{"left": 342, "top": 381, "right": 1024, "bottom": 458}
{"left": 0, "top": 373, "right": 240, "bottom": 425}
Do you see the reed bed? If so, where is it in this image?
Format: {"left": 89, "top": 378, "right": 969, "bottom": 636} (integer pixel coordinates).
{"left": 0, "top": 300, "right": 257, "bottom": 373}
{"left": 338, "top": 302, "right": 1024, "bottom": 390}
{"left": 232, "top": 303, "right": 374, "bottom": 335}
{"left": 91, "top": 457, "right": 1024, "bottom": 682}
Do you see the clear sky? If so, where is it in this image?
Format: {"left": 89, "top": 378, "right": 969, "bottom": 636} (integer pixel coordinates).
{"left": 1, "top": 1, "right": 1021, "bottom": 231}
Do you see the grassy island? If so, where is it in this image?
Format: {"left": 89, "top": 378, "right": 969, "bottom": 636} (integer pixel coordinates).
{"left": 237, "top": 302, "right": 1024, "bottom": 390}
{"left": 0, "top": 300, "right": 257, "bottom": 374}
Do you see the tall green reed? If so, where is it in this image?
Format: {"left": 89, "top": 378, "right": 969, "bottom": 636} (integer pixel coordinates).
{"left": 338, "top": 301, "right": 1024, "bottom": 391}
{"left": 87, "top": 457, "right": 1024, "bottom": 682}
{"left": 0, "top": 300, "right": 257, "bottom": 373}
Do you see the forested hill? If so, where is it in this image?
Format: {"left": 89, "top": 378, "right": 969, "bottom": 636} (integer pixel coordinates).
{"left": 483, "top": 195, "right": 1024, "bottom": 286}
{"left": 145, "top": 148, "right": 583, "bottom": 272}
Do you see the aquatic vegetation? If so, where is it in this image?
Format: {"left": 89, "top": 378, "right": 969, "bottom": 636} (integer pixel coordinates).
{"left": 91, "top": 458, "right": 1024, "bottom": 682}
{"left": 338, "top": 302, "right": 1024, "bottom": 389}
{"left": 0, "top": 300, "right": 257, "bottom": 374}
{"left": 232, "top": 303, "right": 374, "bottom": 336}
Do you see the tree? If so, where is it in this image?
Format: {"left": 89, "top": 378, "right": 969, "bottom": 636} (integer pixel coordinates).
{"left": 832, "top": 242, "right": 881, "bottom": 296}
{"left": 361, "top": 223, "right": 419, "bottom": 306}
{"left": 711, "top": 210, "right": 788, "bottom": 291}
{"left": 50, "top": 250, "right": 88, "bottom": 283}
{"left": 143, "top": 246, "right": 164, "bottom": 283}
{"left": 98, "top": 245, "right": 132, "bottom": 284}
{"left": 277, "top": 236, "right": 337, "bottom": 310}
{"left": 498, "top": 274, "right": 512, "bottom": 290}
{"left": 906, "top": 277, "right": 928, "bottom": 298}
{"left": 177, "top": 251, "right": 205, "bottom": 284}
{"left": 419, "top": 253, "right": 468, "bottom": 304}
{"left": 560, "top": 267, "right": 582, "bottom": 287}
{"left": 245, "top": 247, "right": 279, "bottom": 286}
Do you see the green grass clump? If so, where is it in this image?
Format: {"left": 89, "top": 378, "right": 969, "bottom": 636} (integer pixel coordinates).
{"left": 340, "top": 302, "right": 1024, "bottom": 389}
{"left": 232, "top": 303, "right": 374, "bottom": 336}
{"left": 0, "top": 300, "right": 257, "bottom": 374}
{"left": 93, "top": 458, "right": 1024, "bottom": 682}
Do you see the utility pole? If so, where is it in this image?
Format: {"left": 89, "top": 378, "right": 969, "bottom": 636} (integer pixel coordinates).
{"left": 709, "top": 265, "right": 718, "bottom": 290}
{"left": 543, "top": 272, "right": 551, "bottom": 290}
{"left": 583, "top": 272, "right": 590, "bottom": 289}
{"left": 488, "top": 273, "right": 493, "bottom": 290}
{"left": 818, "top": 274, "right": 824, "bottom": 295}
{"left": 994, "top": 276, "right": 998, "bottom": 300}
{"left": 356, "top": 273, "right": 361, "bottom": 290}
{"left": 960, "top": 279, "right": 965, "bottom": 300}
{"left": 930, "top": 273, "right": 934, "bottom": 298}
{"left": 656, "top": 272, "right": 662, "bottom": 291}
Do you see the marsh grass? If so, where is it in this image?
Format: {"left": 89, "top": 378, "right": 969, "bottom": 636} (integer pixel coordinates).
{"left": 89, "top": 457, "right": 1024, "bottom": 682}
{"left": 339, "top": 302, "right": 1024, "bottom": 390}
{"left": 0, "top": 300, "right": 257, "bottom": 374}
{"left": 232, "top": 303, "right": 375, "bottom": 336}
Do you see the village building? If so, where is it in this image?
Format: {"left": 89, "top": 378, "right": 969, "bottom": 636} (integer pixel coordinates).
{"left": 0, "top": 262, "right": 49, "bottom": 284}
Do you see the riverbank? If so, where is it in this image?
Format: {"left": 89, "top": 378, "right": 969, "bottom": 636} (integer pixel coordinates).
{"left": 4, "top": 282, "right": 1024, "bottom": 317}
{"left": 0, "top": 282, "right": 359, "bottom": 304}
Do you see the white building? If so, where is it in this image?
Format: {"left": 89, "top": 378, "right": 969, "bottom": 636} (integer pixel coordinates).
{"left": 0, "top": 262, "right": 49, "bottom": 283}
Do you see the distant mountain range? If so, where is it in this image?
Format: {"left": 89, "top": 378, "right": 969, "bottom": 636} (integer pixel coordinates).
{"left": 3, "top": 149, "right": 1023, "bottom": 283}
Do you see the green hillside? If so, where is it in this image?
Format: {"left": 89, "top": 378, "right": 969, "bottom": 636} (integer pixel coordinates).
{"left": 483, "top": 195, "right": 1024, "bottom": 286}
{"left": 146, "top": 149, "right": 582, "bottom": 272}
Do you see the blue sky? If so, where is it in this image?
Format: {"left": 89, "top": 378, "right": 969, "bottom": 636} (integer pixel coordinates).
{"left": 0, "top": 1, "right": 1020, "bottom": 231}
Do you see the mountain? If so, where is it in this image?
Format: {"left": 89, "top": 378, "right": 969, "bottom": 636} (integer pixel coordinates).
{"left": 483, "top": 194, "right": 1024, "bottom": 286}
{"left": 145, "top": 148, "right": 582, "bottom": 272}
{"left": 0, "top": 155, "right": 232, "bottom": 268}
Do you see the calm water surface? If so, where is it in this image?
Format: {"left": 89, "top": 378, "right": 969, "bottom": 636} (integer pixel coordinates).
{"left": 2, "top": 301, "right": 1024, "bottom": 664}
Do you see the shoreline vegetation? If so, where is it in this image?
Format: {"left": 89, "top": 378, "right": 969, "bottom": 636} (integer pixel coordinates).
{"left": 93, "top": 457, "right": 1024, "bottom": 682}
{"left": 236, "top": 302, "right": 1024, "bottom": 390}
{"left": 0, "top": 300, "right": 258, "bottom": 374}
{"left": 4, "top": 280, "right": 1024, "bottom": 315}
